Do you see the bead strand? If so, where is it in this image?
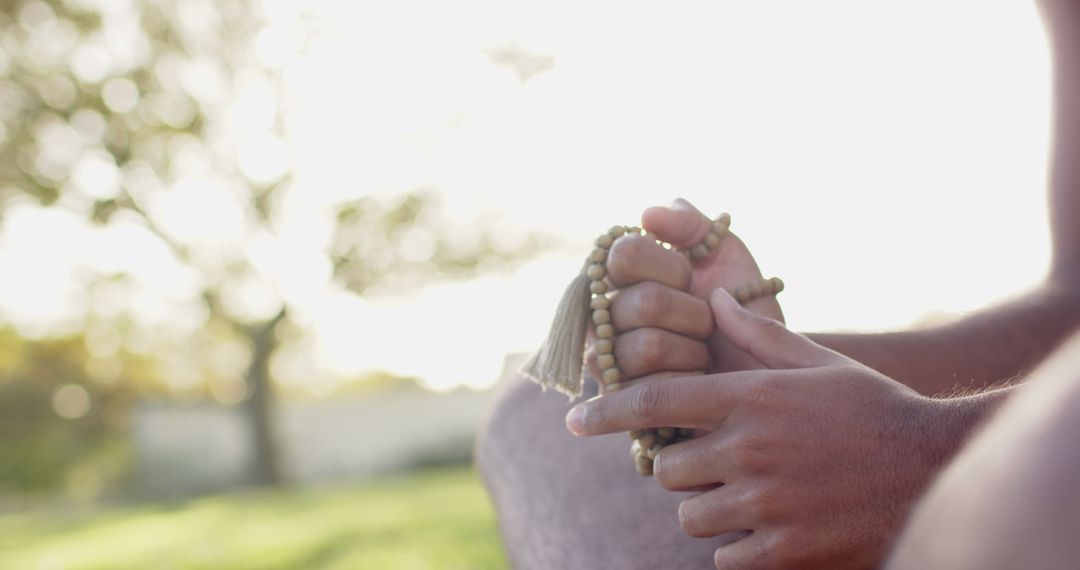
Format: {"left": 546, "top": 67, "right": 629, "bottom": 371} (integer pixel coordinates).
{"left": 589, "top": 215, "right": 732, "bottom": 474}
{"left": 588, "top": 225, "right": 633, "bottom": 394}
{"left": 625, "top": 215, "right": 735, "bottom": 474}
{"left": 582, "top": 213, "right": 783, "bottom": 476}
{"left": 733, "top": 276, "right": 785, "bottom": 305}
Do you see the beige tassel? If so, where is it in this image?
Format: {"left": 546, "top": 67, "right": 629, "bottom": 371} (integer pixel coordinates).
{"left": 519, "top": 261, "right": 594, "bottom": 398}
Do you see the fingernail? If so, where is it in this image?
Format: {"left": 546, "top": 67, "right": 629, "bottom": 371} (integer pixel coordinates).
{"left": 669, "top": 197, "right": 691, "bottom": 210}
{"left": 565, "top": 404, "right": 587, "bottom": 435}
{"left": 710, "top": 287, "right": 736, "bottom": 306}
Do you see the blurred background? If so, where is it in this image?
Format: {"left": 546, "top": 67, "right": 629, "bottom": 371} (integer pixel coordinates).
{"left": 0, "top": 0, "right": 1054, "bottom": 568}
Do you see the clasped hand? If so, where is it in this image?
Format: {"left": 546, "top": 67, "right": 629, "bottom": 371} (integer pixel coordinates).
{"left": 570, "top": 199, "right": 945, "bottom": 570}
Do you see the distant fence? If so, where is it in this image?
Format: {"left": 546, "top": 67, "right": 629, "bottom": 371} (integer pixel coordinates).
{"left": 132, "top": 385, "right": 494, "bottom": 497}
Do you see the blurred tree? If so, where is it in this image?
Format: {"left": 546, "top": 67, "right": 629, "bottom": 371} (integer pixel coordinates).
{"left": 0, "top": 0, "right": 544, "bottom": 487}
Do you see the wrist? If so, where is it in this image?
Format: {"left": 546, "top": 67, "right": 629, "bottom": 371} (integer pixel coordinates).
{"left": 910, "top": 387, "right": 1013, "bottom": 474}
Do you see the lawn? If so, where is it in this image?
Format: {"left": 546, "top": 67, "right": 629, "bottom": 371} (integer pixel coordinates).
{"left": 0, "top": 468, "right": 507, "bottom": 569}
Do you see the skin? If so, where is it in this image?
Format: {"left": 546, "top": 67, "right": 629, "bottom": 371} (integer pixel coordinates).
{"left": 886, "top": 332, "right": 1080, "bottom": 570}
{"left": 477, "top": 0, "right": 1080, "bottom": 567}
{"left": 568, "top": 290, "right": 1004, "bottom": 569}
{"left": 887, "top": 0, "right": 1080, "bottom": 567}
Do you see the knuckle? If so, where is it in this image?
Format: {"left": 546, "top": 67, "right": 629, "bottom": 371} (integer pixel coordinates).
{"left": 739, "top": 376, "right": 782, "bottom": 412}
{"left": 605, "top": 252, "right": 630, "bottom": 285}
{"left": 633, "top": 328, "right": 666, "bottom": 370}
{"left": 629, "top": 382, "right": 665, "bottom": 422}
{"left": 606, "top": 237, "right": 644, "bottom": 283}
{"left": 634, "top": 282, "right": 669, "bottom": 324}
{"left": 745, "top": 485, "right": 787, "bottom": 525}
{"left": 728, "top": 434, "right": 773, "bottom": 475}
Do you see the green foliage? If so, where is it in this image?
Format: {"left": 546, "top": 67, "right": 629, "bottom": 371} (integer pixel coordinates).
{"left": 331, "top": 189, "right": 548, "bottom": 295}
{"left": 0, "top": 328, "right": 161, "bottom": 497}
{"left": 0, "top": 0, "right": 268, "bottom": 213}
{"left": 0, "top": 467, "right": 507, "bottom": 569}
{"left": 0, "top": 0, "right": 549, "bottom": 493}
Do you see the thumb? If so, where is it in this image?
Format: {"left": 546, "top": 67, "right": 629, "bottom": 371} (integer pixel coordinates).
{"left": 641, "top": 198, "right": 713, "bottom": 249}
{"left": 709, "top": 288, "right": 839, "bottom": 370}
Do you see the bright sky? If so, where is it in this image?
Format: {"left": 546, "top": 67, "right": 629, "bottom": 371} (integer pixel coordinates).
{"left": 0, "top": 0, "right": 1053, "bottom": 392}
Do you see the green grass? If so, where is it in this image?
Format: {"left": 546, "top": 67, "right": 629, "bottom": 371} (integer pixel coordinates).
{"left": 0, "top": 468, "right": 507, "bottom": 569}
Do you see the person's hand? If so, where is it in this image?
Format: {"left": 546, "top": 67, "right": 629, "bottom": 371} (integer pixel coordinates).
{"left": 585, "top": 198, "right": 783, "bottom": 385}
{"left": 584, "top": 222, "right": 713, "bottom": 388}
{"left": 570, "top": 288, "right": 953, "bottom": 569}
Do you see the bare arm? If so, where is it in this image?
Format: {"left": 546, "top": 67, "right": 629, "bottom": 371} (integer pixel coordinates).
{"left": 809, "top": 284, "right": 1080, "bottom": 395}
{"left": 810, "top": 0, "right": 1080, "bottom": 396}
{"left": 886, "top": 331, "right": 1080, "bottom": 570}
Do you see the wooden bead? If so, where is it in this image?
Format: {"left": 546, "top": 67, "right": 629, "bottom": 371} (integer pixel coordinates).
{"left": 638, "top": 432, "right": 657, "bottom": 450}
{"left": 590, "top": 295, "right": 611, "bottom": 310}
{"left": 597, "top": 354, "right": 615, "bottom": 369}
{"left": 635, "top": 454, "right": 654, "bottom": 476}
{"left": 628, "top": 429, "right": 646, "bottom": 440}
{"left": 690, "top": 244, "right": 709, "bottom": 260}
{"left": 602, "top": 367, "right": 621, "bottom": 384}
{"left": 627, "top": 226, "right": 641, "bottom": 235}
{"left": 643, "top": 231, "right": 657, "bottom": 241}
{"left": 596, "top": 324, "right": 614, "bottom": 339}
{"left": 716, "top": 213, "right": 731, "bottom": 227}
{"left": 657, "top": 427, "right": 676, "bottom": 440}
{"left": 677, "top": 427, "right": 695, "bottom": 438}
{"left": 609, "top": 225, "right": 627, "bottom": 238}
{"left": 646, "top": 444, "right": 663, "bottom": 460}
{"left": 590, "top": 281, "right": 608, "bottom": 294}
{"left": 595, "top": 234, "right": 614, "bottom": 248}
{"left": 771, "top": 277, "right": 784, "bottom": 293}
{"left": 704, "top": 232, "right": 722, "bottom": 249}
{"left": 592, "top": 309, "right": 611, "bottom": 324}
{"left": 586, "top": 264, "right": 606, "bottom": 280}
{"left": 590, "top": 248, "right": 608, "bottom": 264}
{"left": 595, "top": 339, "right": 614, "bottom": 354}
{"left": 630, "top": 439, "right": 642, "bottom": 457}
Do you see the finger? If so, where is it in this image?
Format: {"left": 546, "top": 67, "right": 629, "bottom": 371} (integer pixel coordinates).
{"left": 611, "top": 281, "right": 713, "bottom": 340}
{"left": 677, "top": 486, "right": 756, "bottom": 539}
{"left": 565, "top": 370, "right": 777, "bottom": 435}
{"left": 713, "top": 532, "right": 773, "bottom": 570}
{"left": 710, "top": 288, "right": 841, "bottom": 370}
{"left": 654, "top": 433, "right": 730, "bottom": 492}
{"left": 614, "top": 328, "right": 710, "bottom": 379}
{"left": 617, "top": 369, "right": 692, "bottom": 391}
{"left": 585, "top": 335, "right": 703, "bottom": 390}
{"left": 606, "top": 234, "right": 692, "bottom": 291}
{"left": 641, "top": 198, "right": 713, "bottom": 250}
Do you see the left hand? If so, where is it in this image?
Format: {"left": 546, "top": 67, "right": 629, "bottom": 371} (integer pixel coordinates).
{"left": 566, "top": 288, "right": 954, "bottom": 570}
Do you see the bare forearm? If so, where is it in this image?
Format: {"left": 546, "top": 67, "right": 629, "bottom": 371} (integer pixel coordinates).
{"left": 811, "top": 0, "right": 1080, "bottom": 395}
{"left": 809, "top": 282, "right": 1080, "bottom": 395}
{"left": 1041, "top": 0, "right": 1080, "bottom": 283}
{"left": 888, "top": 332, "right": 1080, "bottom": 570}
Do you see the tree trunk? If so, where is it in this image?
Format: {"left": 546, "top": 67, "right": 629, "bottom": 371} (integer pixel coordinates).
{"left": 245, "top": 307, "right": 287, "bottom": 486}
